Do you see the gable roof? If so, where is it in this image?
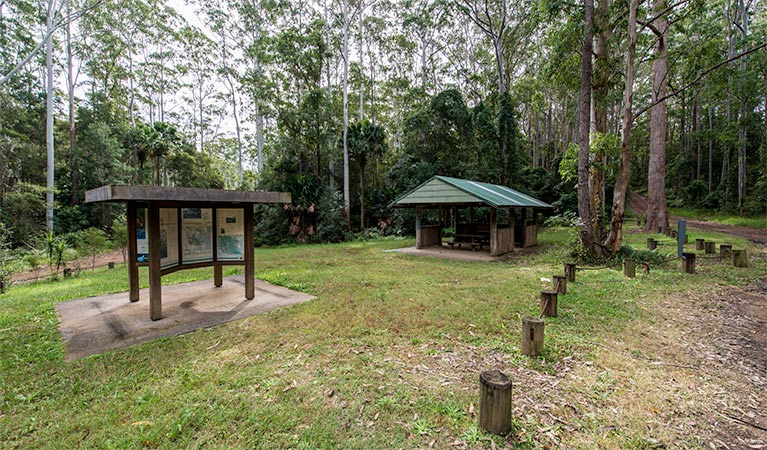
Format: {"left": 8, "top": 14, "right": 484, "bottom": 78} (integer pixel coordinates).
{"left": 392, "top": 176, "right": 553, "bottom": 209}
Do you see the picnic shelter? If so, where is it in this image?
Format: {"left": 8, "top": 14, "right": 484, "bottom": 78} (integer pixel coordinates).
{"left": 391, "top": 176, "right": 553, "bottom": 257}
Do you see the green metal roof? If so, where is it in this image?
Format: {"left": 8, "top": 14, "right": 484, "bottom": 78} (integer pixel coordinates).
{"left": 392, "top": 176, "right": 553, "bottom": 209}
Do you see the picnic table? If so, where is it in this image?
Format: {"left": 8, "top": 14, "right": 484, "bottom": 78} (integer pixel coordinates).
{"left": 447, "top": 233, "right": 490, "bottom": 251}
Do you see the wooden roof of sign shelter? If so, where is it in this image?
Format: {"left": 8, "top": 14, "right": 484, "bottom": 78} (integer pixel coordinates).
{"left": 391, "top": 176, "right": 553, "bottom": 209}
{"left": 85, "top": 184, "right": 291, "bottom": 206}
{"left": 85, "top": 185, "right": 291, "bottom": 322}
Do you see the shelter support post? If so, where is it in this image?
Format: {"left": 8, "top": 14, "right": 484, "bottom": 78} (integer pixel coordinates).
{"left": 415, "top": 206, "right": 422, "bottom": 249}
{"left": 214, "top": 266, "right": 223, "bottom": 287}
{"left": 489, "top": 207, "right": 497, "bottom": 256}
{"left": 244, "top": 203, "right": 255, "bottom": 299}
{"left": 148, "top": 202, "right": 162, "bottom": 320}
{"left": 127, "top": 202, "right": 139, "bottom": 302}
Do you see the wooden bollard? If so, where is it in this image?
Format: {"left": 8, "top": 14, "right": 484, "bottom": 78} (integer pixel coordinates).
{"left": 521, "top": 316, "right": 544, "bottom": 357}
{"left": 635, "top": 217, "right": 641, "bottom": 226}
{"left": 564, "top": 263, "right": 576, "bottom": 282}
{"left": 647, "top": 238, "right": 657, "bottom": 250}
{"left": 540, "top": 290, "right": 558, "bottom": 317}
{"left": 720, "top": 244, "right": 733, "bottom": 259}
{"left": 695, "top": 238, "right": 705, "bottom": 251}
{"left": 479, "top": 370, "right": 512, "bottom": 435}
{"left": 552, "top": 275, "right": 567, "bottom": 294}
{"left": 681, "top": 252, "right": 696, "bottom": 274}
{"left": 670, "top": 230, "right": 678, "bottom": 239}
{"left": 704, "top": 241, "right": 715, "bottom": 254}
{"left": 108, "top": 262, "right": 115, "bottom": 269}
{"left": 63, "top": 268, "right": 72, "bottom": 278}
{"left": 623, "top": 258, "right": 636, "bottom": 278}
{"left": 733, "top": 249, "right": 748, "bottom": 267}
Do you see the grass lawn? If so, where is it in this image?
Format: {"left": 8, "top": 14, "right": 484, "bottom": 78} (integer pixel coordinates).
{"left": 669, "top": 207, "right": 767, "bottom": 229}
{"left": 1, "top": 227, "right": 765, "bottom": 448}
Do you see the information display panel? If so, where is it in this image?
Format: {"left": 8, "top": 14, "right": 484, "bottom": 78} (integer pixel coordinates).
{"left": 136, "top": 207, "right": 148, "bottom": 262}
{"left": 217, "top": 208, "right": 244, "bottom": 261}
{"left": 159, "top": 208, "right": 179, "bottom": 269}
{"left": 181, "top": 208, "right": 213, "bottom": 263}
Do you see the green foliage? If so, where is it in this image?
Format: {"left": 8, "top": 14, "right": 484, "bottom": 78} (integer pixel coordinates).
{"left": 0, "top": 223, "right": 13, "bottom": 293}
{"left": 76, "top": 228, "right": 111, "bottom": 270}
{"left": 0, "top": 182, "right": 47, "bottom": 246}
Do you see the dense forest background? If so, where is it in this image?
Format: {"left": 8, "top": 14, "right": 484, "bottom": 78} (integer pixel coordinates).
{"left": 1, "top": 0, "right": 765, "bottom": 253}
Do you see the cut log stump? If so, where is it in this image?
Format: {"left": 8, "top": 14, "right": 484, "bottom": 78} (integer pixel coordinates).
{"left": 540, "top": 290, "right": 558, "bottom": 317}
{"left": 478, "top": 370, "right": 512, "bottom": 435}
{"left": 720, "top": 244, "right": 733, "bottom": 259}
{"left": 521, "top": 316, "right": 544, "bottom": 357}
{"left": 623, "top": 258, "right": 636, "bottom": 278}
{"left": 552, "top": 275, "right": 567, "bottom": 294}
{"left": 704, "top": 241, "right": 715, "bottom": 254}
{"left": 733, "top": 249, "right": 748, "bottom": 268}
{"left": 695, "top": 238, "right": 705, "bottom": 251}
{"left": 564, "top": 263, "right": 576, "bottom": 282}
{"left": 681, "top": 252, "right": 696, "bottom": 274}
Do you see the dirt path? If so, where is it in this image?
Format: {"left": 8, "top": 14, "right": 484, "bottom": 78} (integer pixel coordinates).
{"left": 11, "top": 249, "right": 125, "bottom": 284}
{"left": 629, "top": 192, "right": 767, "bottom": 243}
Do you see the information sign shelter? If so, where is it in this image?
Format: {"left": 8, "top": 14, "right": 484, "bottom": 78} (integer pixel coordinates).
{"left": 86, "top": 185, "right": 291, "bottom": 321}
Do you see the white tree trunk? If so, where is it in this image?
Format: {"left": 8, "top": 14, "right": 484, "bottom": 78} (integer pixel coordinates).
{"left": 342, "top": 0, "right": 351, "bottom": 224}
{"left": 46, "top": 0, "right": 55, "bottom": 231}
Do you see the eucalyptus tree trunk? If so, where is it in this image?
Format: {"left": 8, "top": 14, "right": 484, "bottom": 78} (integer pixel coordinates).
{"left": 358, "top": 5, "right": 364, "bottom": 122}
{"left": 605, "top": 0, "right": 638, "bottom": 252}
{"left": 708, "top": 106, "right": 713, "bottom": 192}
{"left": 324, "top": 0, "right": 334, "bottom": 192}
{"left": 591, "top": 0, "right": 611, "bottom": 233}
{"left": 342, "top": 0, "right": 351, "bottom": 226}
{"left": 644, "top": 0, "right": 669, "bottom": 232}
{"left": 67, "top": 0, "right": 78, "bottom": 205}
{"left": 221, "top": 32, "right": 244, "bottom": 188}
{"left": 45, "top": 0, "right": 55, "bottom": 231}
{"left": 576, "top": 0, "right": 600, "bottom": 255}
{"left": 737, "top": 0, "right": 749, "bottom": 213}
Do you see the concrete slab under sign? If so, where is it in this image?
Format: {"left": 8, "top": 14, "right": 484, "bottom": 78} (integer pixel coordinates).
{"left": 56, "top": 275, "right": 315, "bottom": 360}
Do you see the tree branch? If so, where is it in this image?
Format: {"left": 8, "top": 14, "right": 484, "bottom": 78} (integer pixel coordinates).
{"left": 633, "top": 42, "right": 767, "bottom": 119}
{"left": 0, "top": 0, "right": 104, "bottom": 85}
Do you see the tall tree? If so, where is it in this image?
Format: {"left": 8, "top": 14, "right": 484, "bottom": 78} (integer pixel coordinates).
{"left": 605, "top": 0, "right": 638, "bottom": 252}
{"left": 576, "top": 0, "right": 601, "bottom": 255}
{"left": 644, "top": 0, "right": 670, "bottom": 232}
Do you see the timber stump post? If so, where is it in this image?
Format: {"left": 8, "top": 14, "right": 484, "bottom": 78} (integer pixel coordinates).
{"left": 540, "top": 290, "right": 558, "bottom": 317}
{"left": 623, "top": 258, "right": 636, "bottom": 278}
{"left": 695, "top": 238, "right": 705, "bottom": 251}
{"left": 720, "top": 244, "right": 733, "bottom": 259}
{"left": 564, "top": 263, "right": 576, "bottom": 282}
{"left": 704, "top": 241, "right": 715, "bottom": 254}
{"left": 521, "top": 316, "right": 544, "bottom": 356}
{"left": 681, "top": 252, "right": 696, "bottom": 274}
{"left": 552, "top": 275, "right": 567, "bottom": 294}
{"left": 647, "top": 238, "right": 657, "bottom": 250}
{"left": 478, "top": 369, "right": 512, "bottom": 435}
{"left": 733, "top": 249, "right": 748, "bottom": 267}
